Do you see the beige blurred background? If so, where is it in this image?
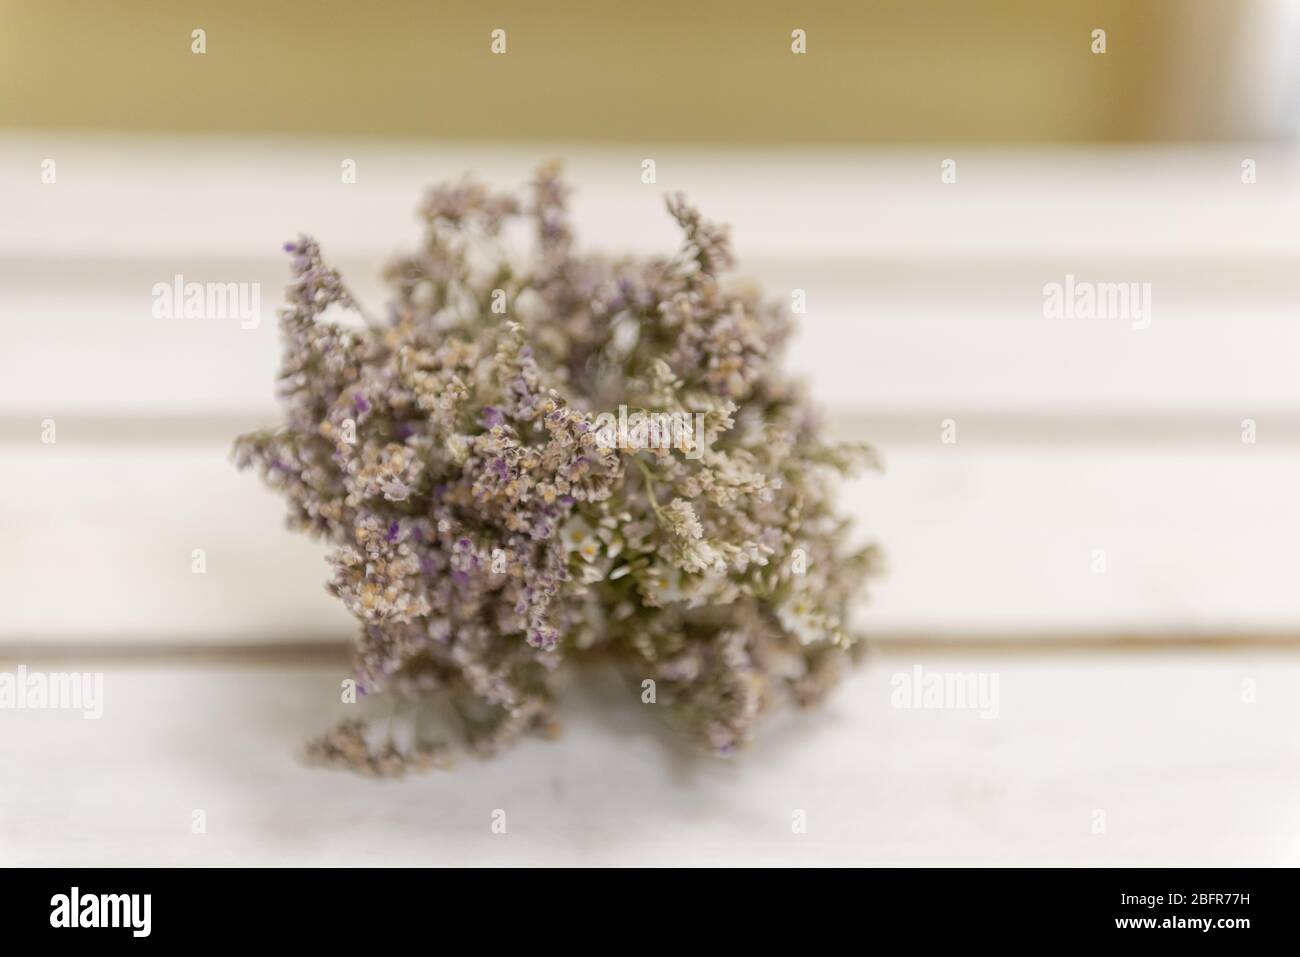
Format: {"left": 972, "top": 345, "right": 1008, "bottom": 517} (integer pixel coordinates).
{"left": 2, "top": 0, "right": 1296, "bottom": 143}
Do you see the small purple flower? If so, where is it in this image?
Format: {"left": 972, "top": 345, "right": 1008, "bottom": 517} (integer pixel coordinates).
{"left": 482, "top": 406, "right": 504, "bottom": 428}
{"left": 526, "top": 625, "right": 559, "bottom": 651}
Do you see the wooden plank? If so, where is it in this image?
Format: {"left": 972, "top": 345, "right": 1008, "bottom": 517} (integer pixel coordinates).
{"left": 3, "top": 440, "right": 1297, "bottom": 642}
{"left": 5, "top": 257, "right": 1300, "bottom": 416}
{"left": 5, "top": 137, "right": 1299, "bottom": 260}
{"left": 1, "top": 651, "right": 1295, "bottom": 865}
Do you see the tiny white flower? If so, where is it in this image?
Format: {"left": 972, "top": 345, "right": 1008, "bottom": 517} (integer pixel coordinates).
{"left": 640, "top": 564, "right": 684, "bottom": 605}
{"left": 444, "top": 433, "right": 471, "bottom": 465}
{"left": 560, "top": 517, "right": 600, "bottom": 562}
{"left": 777, "top": 593, "right": 826, "bottom": 646}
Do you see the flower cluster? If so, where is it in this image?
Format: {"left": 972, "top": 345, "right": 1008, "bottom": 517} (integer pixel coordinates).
{"left": 235, "top": 164, "right": 880, "bottom": 773}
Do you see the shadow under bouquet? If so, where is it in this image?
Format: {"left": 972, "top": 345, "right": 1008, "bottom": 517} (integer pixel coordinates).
{"left": 235, "top": 164, "right": 879, "bottom": 773}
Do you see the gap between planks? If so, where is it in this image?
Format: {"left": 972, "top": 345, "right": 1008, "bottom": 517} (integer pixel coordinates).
{"left": 4, "top": 412, "right": 1300, "bottom": 446}
{"left": 4, "top": 632, "right": 1300, "bottom": 666}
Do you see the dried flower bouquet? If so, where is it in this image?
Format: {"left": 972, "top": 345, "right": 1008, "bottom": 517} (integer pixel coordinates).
{"left": 235, "top": 164, "right": 878, "bottom": 773}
